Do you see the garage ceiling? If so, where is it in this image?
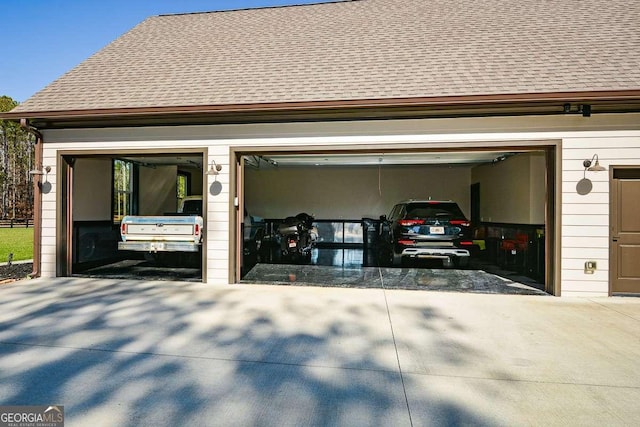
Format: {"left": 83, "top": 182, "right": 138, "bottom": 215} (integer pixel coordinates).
{"left": 246, "top": 151, "right": 519, "bottom": 167}
{"left": 113, "top": 150, "right": 524, "bottom": 168}
{"left": 116, "top": 154, "right": 203, "bottom": 169}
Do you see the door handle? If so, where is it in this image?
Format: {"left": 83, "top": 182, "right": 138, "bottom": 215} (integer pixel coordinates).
{"left": 612, "top": 236, "right": 619, "bottom": 242}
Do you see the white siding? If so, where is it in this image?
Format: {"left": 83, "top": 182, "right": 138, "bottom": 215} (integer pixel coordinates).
{"left": 38, "top": 114, "right": 640, "bottom": 293}
{"left": 38, "top": 145, "right": 58, "bottom": 278}
{"left": 561, "top": 135, "right": 640, "bottom": 296}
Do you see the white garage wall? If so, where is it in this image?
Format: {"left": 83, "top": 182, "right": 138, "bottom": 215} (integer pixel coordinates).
{"left": 139, "top": 165, "right": 178, "bottom": 215}
{"left": 561, "top": 135, "right": 640, "bottom": 296}
{"left": 181, "top": 165, "right": 204, "bottom": 196}
{"left": 39, "top": 113, "right": 640, "bottom": 294}
{"left": 245, "top": 165, "right": 471, "bottom": 220}
{"left": 73, "top": 158, "right": 112, "bottom": 221}
{"left": 471, "top": 152, "right": 546, "bottom": 224}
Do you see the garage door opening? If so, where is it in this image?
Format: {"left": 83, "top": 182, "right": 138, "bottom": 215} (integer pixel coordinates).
{"left": 57, "top": 151, "right": 206, "bottom": 282}
{"left": 233, "top": 145, "right": 557, "bottom": 295}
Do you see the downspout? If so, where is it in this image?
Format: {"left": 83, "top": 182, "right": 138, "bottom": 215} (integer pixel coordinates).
{"left": 20, "top": 119, "right": 42, "bottom": 278}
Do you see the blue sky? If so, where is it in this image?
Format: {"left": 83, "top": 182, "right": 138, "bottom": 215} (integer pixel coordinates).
{"left": 1, "top": 0, "right": 332, "bottom": 103}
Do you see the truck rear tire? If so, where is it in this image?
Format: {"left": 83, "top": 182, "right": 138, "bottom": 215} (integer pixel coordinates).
{"left": 144, "top": 252, "right": 160, "bottom": 265}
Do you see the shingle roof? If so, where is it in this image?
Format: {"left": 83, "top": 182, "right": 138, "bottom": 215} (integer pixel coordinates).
{"left": 11, "top": 0, "right": 640, "bottom": 114}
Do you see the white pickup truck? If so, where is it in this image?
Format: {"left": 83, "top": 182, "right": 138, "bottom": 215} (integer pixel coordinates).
{"left": 118, "top": 196, "right": 204, "bottom": 253}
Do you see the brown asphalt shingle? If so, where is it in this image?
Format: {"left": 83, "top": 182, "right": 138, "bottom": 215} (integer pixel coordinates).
{"left": 11, "top": 0, "right": 640, "bottom": 113}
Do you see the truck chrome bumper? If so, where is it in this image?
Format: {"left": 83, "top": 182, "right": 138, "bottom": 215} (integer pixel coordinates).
{"left": 118, "top": 241, "right": 200, "bottom": 252}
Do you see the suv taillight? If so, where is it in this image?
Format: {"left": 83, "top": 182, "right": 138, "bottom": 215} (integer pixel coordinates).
{"left": 449, "top": 220, "right": 470, "bottom": 227}
{"left": 121, "top": 223, "right": 127, "bottom": 234}
{"left": 397, "top": 239, "right": 415, "bottom": 246}
{"left": 399, "top": 219, "right": 425, "bottom": 226}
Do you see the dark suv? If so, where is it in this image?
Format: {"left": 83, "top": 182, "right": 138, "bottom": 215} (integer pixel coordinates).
{"left": 383, "top": 200, "right": 473, "bottom": 267}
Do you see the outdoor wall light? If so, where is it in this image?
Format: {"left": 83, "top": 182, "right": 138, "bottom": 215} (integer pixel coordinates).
{"left": 29, "top": 166, "right": 52, "bottom": 193}
{"left": 583, "top": 154, "right": 605, "bottom": 172}
{"left": 207, "top": 160, "right": 223, "bottom": 176}
{"left": 29, "top": 165, "right": 51, "bottom": 176}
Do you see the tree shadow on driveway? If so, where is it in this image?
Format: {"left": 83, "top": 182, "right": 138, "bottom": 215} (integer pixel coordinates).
{"left": 0, "top": 278, "right": 521, "bottom": 426}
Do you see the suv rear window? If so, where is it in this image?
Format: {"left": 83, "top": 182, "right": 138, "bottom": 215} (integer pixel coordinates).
{"left": 405, "top": 202, "right": 465, "bottom": 220}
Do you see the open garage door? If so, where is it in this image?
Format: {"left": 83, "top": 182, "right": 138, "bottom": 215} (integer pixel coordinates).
{"left": 58, "top": 151, "right": 206, "bottom": 282}
{"left": 234, "top": 144, "right": 557, "bottom": 295}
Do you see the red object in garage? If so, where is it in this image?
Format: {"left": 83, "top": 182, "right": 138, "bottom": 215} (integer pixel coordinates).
{"left": 500, "top": 233, "right": 529, "bottom": 270}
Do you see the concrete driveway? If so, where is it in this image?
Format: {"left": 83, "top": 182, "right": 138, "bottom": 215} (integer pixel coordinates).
{"left": 1, "top": 278, "right": 639, "bottom": 426}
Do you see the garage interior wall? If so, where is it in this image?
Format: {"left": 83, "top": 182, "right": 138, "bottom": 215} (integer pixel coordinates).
{"left": 471, "top": 152, "right": 546, "bottom": 224}
{"left": 139, "top": 165, "right": 178, "bottom": 215}
{"left": 180, "top": 165, "right": 204, "bottom": 196}
{"left": 244, "top": 165, "right": 472, "bottom": 220}
{"left": 72, "top": 158, "right": 112, "bottom": 221}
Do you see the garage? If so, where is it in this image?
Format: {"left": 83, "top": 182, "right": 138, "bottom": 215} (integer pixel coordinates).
{"left": 46, "top": 139, "right": 555, "bottom": 294}
{"left": 56, "top": 151, "right": 206, "bottom": 282}
{"left": 235, "top": 143, "right": 556, "bottom": 294}
{"left": 4, "top": 0, "right": 639, "bottom": 297}
{"left": 45, "top": 133, "right": 555, "bottom": 295}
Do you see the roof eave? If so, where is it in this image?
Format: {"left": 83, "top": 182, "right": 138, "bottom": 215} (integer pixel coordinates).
{"left": 3, "top": 90, "right": 640, "bottom": 129}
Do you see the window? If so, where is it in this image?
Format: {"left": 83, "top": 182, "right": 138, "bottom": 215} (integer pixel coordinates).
{"left": 177, "top": 172, "right": 189, "bottom": 201}
{"left": 113, "top": 159, "right": 135, "bottom": 222}
{"left": 389, "top": 204, "right": 403, "bottom": 221}
{"left": 406, "top": 203, "right": 465, "bottom": 220}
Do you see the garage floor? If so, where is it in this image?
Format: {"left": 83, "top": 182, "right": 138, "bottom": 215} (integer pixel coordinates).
{"left": 75, "top": 249, "right": 546, "bottom": 295}
{"left": 74, "top": 259, "right": 202, "bottom": 282}
{"left": 242, "top": 248, "right": 547, "bottom": 295}
{"left": 241, "top": 264, "right": 546, "bottom": 295}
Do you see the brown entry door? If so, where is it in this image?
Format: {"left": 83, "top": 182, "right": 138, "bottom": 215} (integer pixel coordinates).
{"left": 611, "top": 168, "right": 640, "bottom": 295}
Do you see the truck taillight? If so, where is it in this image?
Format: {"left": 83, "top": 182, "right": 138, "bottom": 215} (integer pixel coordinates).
{"left": 194, "top": 224, "right": 200, "bottom": 236}
{"left": 121, "top": 223, "right": 127, "bottom": 234}
{"left": 399, "top": 219, "right": 425, "bottom": 226}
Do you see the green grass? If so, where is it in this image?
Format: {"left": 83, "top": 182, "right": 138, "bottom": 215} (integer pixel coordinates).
{"left": 0, "top": 228, "right": 34, "bottom": 262}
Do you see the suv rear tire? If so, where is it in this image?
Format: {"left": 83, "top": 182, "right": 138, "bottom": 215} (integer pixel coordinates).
{"left": 454, "top": 256, "right": 470, "bottom": 269}
{"left": 392, "top": 252, "right": 403, "bottom": 267}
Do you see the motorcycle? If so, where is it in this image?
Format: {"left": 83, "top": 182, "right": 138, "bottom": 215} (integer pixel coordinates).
{"left": 277, "top": 212, "right": 318, "bottom": 263}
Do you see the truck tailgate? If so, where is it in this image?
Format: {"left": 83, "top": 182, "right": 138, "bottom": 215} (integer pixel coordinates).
{"left": 121, "top": 216, "right": 202, "bottom": 242}
{"left": 126, "top": 223, "right": 194, "bottom": 239}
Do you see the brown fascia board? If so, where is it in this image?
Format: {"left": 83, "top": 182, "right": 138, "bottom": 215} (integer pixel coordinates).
{"left": 3, "top": 90, "right": 640, "bottom": 127}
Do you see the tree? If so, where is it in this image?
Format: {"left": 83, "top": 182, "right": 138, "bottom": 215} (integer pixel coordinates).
{"left": 0, "top": 96, "right": 35, "bottom": 219}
